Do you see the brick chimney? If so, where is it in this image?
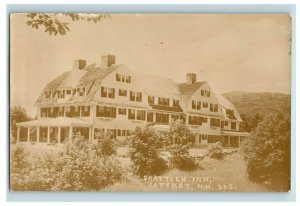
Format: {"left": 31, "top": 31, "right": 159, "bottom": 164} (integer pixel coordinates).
{"left": 102, "top": 55, "right": 115, "bottom": 68}
{"left": 73, "top": 59, "right": 86, "bottom": 70}
{"left": 186, "top": 73, "right": 197, "bottom": 85}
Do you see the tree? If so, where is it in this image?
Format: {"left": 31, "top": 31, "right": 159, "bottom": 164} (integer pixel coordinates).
{"left": 166, "top": 120, "right": 198, "bottom": 170}
{"left": 25, "top": 13, "right": 110, "bottom": 36}
{"left": 10, "top": 106, "right": 31, "bottom": 143}
{"left": 242, "top": 113, "right": 290, "bottom": 191}
{"left": 128, "top": 126, "right": 167, "bottom": 178}
{"left": 240, "top": 113, "right": 263, "bottom": 132}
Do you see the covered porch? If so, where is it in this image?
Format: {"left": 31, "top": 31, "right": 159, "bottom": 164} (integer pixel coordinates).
{"left": 220, "top": 131, "right": 250, "bottom": 148}
{"left": 16, "top": 117, "right": 93, "bottom": 145}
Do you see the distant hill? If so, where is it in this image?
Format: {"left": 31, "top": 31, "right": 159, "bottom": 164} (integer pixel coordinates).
{"left": 222, "top": 91, "right": 291, "bottom": 118}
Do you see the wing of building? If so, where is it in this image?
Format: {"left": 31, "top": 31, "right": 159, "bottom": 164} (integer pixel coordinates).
{"left": 16, "top": 55, "right": 249, "bottom": 147}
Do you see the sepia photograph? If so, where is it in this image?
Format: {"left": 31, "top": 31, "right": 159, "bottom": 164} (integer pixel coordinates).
{"left": 9, "top": 13, "right": 291, "bottom": 192}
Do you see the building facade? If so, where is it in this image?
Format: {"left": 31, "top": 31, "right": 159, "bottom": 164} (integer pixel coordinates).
{"left": 16, "top": 55, "right": 249, "bottom": 147}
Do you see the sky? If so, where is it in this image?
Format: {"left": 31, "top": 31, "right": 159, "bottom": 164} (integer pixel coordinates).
{"left": 10, "top": 14, "right": 291, "bottom": 116}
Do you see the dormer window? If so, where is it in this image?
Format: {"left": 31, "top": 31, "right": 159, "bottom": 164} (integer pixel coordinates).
{"left": 66, "top": 89, "right": 71, "bottom": 95}
{"left": 158, "top": 97, "right": 169, "bottom": 106}
{"left": 77, "top": 87, "right": 85, "bottom": 97}
{"left": 173, "top": 99, "right": 180, "bottom": 107}
{"left": 44, "top": 90, "right": 51, "bottom": 99}
{"left": 58, "top": 90, "right": 65, "bottom": 99}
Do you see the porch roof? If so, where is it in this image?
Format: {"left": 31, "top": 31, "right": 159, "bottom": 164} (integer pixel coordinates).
{"left": 16, "top": 117, "right": 92, "bottom": 127}
{"left": 221, "top": 130, "right": 250, "bottom": 137}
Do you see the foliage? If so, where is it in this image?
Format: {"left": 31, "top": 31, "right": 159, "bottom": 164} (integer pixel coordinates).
{"left": 128, "top": 126, "right": 167, "bottom": 178}
{"left": 10, "top": 134, "right": 124, "bottom": 191}
{"left": 94, "top": 131, "right": 117, "bottom": 156}
{"left": 26, "top": 13, "right": 110, "bottom": 36}
{"left": 166, "top": 120, "right": 198, "bottom": 170}
{"left": 240, "top": 113, "right": 263, "bottom": 132}
{"left": 207, "top": 141, "right": 224, "bottom": 160}
{"left": 241, "top": 113, "right": 291, "bottom": 191}
{"left": 10, "top": 106, "right": 31, "bottom": 142}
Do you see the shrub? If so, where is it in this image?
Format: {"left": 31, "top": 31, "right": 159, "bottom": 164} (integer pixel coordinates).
{"left": 129, "top": 126, "right": 167, "bottom": 178}
{"left": 242, "top": 113, "right": 290, "bottom": 191}
{"left": 94, "top": 131, "right": 116, "bottom": 156}
{"left": 166, "top": 120, "right": 198, "bottom": 170}
{"left": 208, "top": 141, "right": 224, "bottom": 160}
{"left": 52, "top": 134, "right": 123, "bottom": 191}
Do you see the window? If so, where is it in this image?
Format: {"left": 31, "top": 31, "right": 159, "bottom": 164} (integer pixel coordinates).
{"left": 136, "top": 110, "right": 145, "bottom": 121}
{"left": 171, "top": 114, "right": 179, "bottom": 121}
{"left": 96, "top": 106, "right": 116, "bottom": 118}
{"left": 77, "top": 87, "right": 85, "bottom": 97}
{"left": 44, "top": 91, "right": 51, "bottom": 99}
{"left": 192, "top": 100, "right": 196, "bottom": 109}
{"left": 148, "top": 96, "right": 154, "bottom": 104}
{"left": 101, "top": 87, "right": 107, "bottom": 97}
{"left": 128, "top": 109, "right": 135, "bottom": 120}
{"left": 126, "top": 76, "right": 131, "bottom": 83}
{"left": 58, "top": 107, "right": 64, "bottom": 117}
{"left": 116, "top": 73, "right": 131, "bottom": 83}
{"left": 130, "top": 91, "right": 142, "bottom": 102}
{"left": 188, "top": 116, "right": 202, "bottom": 126}
{"left": 203, "top": 102, "right": 208, "bottom": 108}
{"left": 101, "top": 87, "right": 115, "bottom": 98}
{"left": 130, "top": 91, "right": 135, "bottom": 101}
{"left": 147, "top": 112, "right": 153, "bottom": 122}
{"left": 201, "top": 89, "right": 211, "bottom": 97}
{"left": 197, "top": 102, "right": 201, "bottom": 110}
{"left": 40, "top": 108, "right": 48, "bottom": 118}
{"left": 118, "top": 108, "right": 126, "bottom": 115}
{"left": 58, "top": 90, "right": 65, "bottom": 99}
{"left": 210, "top": 103, "right": 218, "bottom": 112}
{"left": 225, "top": 121, "right": 228, "bottom": 126}
{"left": 221, "top": 121, "right": 224, "bottom": 128}
{"left": 116, "top": 74, "right": 121, "bottom": 81}
{"left": 108, "top": 88, "right": 115, "bottom": 98}
{"left": 202, "top": 117, "right": 207, "bottom": 123}
{"left": 156, "top": 113, "right": 169, "bottom": 125}
{"left": 210, "top": 118, "right": 220, "bottom": 127}
{"left": 173, "top": 99, "right": 179, "bottom": 107}
{"left": 231, "top": 122, "right": 236, "bottom": 130}
{"left": 81, "top": 106, "right": 90, "bottom": 117}
{"left": 119, "top": 89, "right": 127, "bottom": 97}
{"left": 158, "top": 97, "right": 169, "bottom": 106}
{"left": 117, "top": 129, "right": 127, "bottom": 137}
{"left": 136, "top": 92, "right": 142, "bottom": 102}
{"left": 66, "top": 90, "right": 71, "bottom": 95}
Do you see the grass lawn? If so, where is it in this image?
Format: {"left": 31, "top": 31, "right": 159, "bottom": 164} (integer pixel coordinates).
{"left": 104, "top": 153, "right": 268, "bottom": 192}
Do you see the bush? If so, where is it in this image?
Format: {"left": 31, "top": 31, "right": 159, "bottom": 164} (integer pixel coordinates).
{"left": 129, "top": 126, "right": 167, "bottom": 178}
{"left": 166, "top": 120, "right": 198, "bottom": 170}
{"left": 10, "top": 134, "right": 124, "bottom": 191}
{"left": 242, "top": 113, "right": 290, "bottom": 191}
{"left": 208, "top": 141, "right": 224, "bottom": 160}
{"left": 52, "top": 134, "right": 123, "bottom": 191}
{"left": 94, "top": 131, "right": 117, "bottom": 156}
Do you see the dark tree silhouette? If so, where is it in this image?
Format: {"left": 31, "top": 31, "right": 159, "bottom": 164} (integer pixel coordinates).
{"left": 25, "top": 13, "right": 110, "bottom": 36}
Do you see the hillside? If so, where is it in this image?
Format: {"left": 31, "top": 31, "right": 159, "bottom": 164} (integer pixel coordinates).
{"left": 222, "top": 91, "right": 291, "bottom": 118}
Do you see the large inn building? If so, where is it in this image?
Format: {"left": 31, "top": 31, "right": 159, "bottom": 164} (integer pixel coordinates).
{"left": 16, "top": 55, "right": 249, "bottom": 147}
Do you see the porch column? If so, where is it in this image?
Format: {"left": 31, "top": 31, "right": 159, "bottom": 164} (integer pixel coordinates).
{"left": 37, "top": 127, "right": 40, "bottom": 143}
{"left": 90, "top": 127, "right": 94, "bottom": 144}
{"left": 238, "top": 136, "right": 241, "bottom": 147}
{"left": 69, "top": 126, "right": 73, "bottom": 139}
{"left": 58, "top": 127, "right": 61, "bottom": 144}
{"left": 16, "top": 126, "right": 20, "bottom": 143}
{"left": 227, "top": 136, "right": 230, "bottom": 146}
{"left": 89, "top": 127, "right": 92, "bottom": 144}
{"left": 47, "top": 126, "right": 50, "bottom": 144}
{"left": 27, "top": 126, "right": 30, "bottom": 142}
